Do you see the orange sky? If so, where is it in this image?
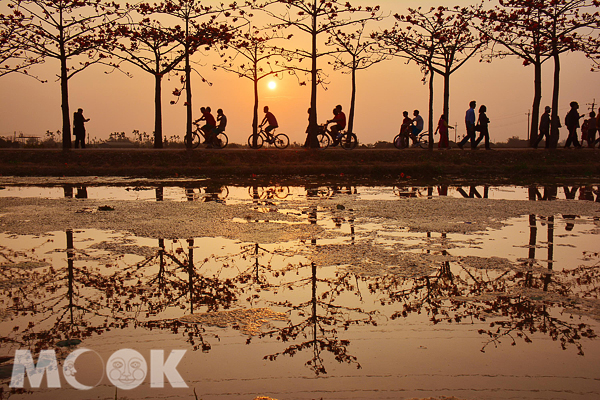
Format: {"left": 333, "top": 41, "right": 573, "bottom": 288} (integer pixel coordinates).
{"left": 1, "top": 0, "right": 599, "bottom": 145}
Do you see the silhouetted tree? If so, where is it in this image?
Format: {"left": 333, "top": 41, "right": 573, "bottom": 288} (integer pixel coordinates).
{"left": 112, "top": 18, "right": 186, "bottom": 148}
{"left": 475, "top": 0, "right": 599, "bottom": 148}
{"left": 3, "top": 0, "right": 128, "bottom": 149}
{"left": 0, "top": 10, "right": 40, "bottom": 79}
{"left": 473, "top": 1, "right": 550, "bottom": 147}
{"left": 326, "top": 20, "right": 386, "bottom": 136}
{"left": 258, "top": 0, "right": 380, "bottom": 148}
{"left": 137, "top": 0, "right": 237, "bottom": 150}
{"left": 375, "top": 6, "right": 483, "bottom": 148}
{"left": 214, "top": 26, "right": 295, "bottom": 145}
{"left": 535, "top": 0, "right": 600, "bottom": 147}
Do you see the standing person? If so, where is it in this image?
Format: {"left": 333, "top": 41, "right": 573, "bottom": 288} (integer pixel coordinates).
{"left": 327, "top": 105, "right": 346, "bottom": 146}
{"left": 72, "top": 108, "right": 89, "bottom": 149}
{"left": 457, "top": 100, "right": 476, "bottom": 149}
{"left": 564, "top": 101, "right": 583, "bottom": 148}
{"left": 410, "top": 110, "right": 424, "bottom": 147}
{"left": 260, "top": 106, "right": 279, "bottom": 142}
{"left": 434, "top": 114, "right": 454, "bottom": 149}
{"left": 534, "top": 106, "right": 552, "bottom": 149}
{"left": 586, "top": 111, "right": 597, "bottom": 148}
{"left": 303, "top": 108, "right": 311, "bottom": 148}
{"left": 474, "top": 105, "right": 491, "bottom": 150}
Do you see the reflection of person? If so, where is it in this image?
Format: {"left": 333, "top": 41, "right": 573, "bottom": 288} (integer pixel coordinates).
{"left": 73, "top": 108, "right": 89, "bottom": 149}
{"left": 327, "top": 104, "right": 346, "bottom": 146}
{"left": 564, "top": 101, "right": 583, "bottom": 148}
{"left": 434, "top": 114, "right": 453, "bottom": 149}
{"left": 260, "top": 106, "right": 279, "bottom": 141}
{"left": 457, "top": 100, "right": 476, "bottom": 149}
{"left": 534, "top": 106, "right": 552, "bottom": 149}
{"left": 474, "top": 105, "right": 491, "bottom": 150}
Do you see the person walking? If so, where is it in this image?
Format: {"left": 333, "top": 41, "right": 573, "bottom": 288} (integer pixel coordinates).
{"left": 534, "top": 106, "right": 552, "bottom": 149}
{"left": 474, "top": 105, "right": 491, "bottom": 150}
{"left": 457, "top": 100, "right": 476, "bottom": 149}
{"left": 434, "top": 114, "right": 453, "bottom": 149}
{"left": 564, "top": 101, "right": 583, "bottom": 149}
{"left": 73, "top": 108, "right": 89, "bottom": 149}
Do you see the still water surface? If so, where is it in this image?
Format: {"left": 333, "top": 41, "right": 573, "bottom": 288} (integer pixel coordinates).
{"left": 0, "top": 182, "right": 599, "bottom": 399}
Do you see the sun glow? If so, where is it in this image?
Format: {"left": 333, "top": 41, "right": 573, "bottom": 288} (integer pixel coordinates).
{"left": 268, "top": 81, "right": 277, "bottom": 90}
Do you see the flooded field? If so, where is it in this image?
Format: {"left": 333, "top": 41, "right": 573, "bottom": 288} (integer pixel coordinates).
{"left": 0, "top": 178, "right": 599, "bottom": 400}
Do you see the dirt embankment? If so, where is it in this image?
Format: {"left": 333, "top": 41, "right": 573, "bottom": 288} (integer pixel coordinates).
{"left": 0, "top": 148, "right": 598, "bottom": 183}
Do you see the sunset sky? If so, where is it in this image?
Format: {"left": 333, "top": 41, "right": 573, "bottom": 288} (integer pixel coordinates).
{"left": 1, "top": 0, "right": 598, "bottom": 146}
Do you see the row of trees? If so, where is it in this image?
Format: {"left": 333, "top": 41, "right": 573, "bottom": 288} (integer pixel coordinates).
{"left": 1, "top": 0, "right": 599, "bottom": 150}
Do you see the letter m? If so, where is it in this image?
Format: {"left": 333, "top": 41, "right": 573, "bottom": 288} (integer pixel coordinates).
{"left": 10, "top": 350, "right": 61, "bottom": 388}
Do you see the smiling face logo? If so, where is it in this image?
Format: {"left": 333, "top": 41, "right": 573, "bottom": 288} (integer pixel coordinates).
{"left": 107, "top": 349, "right": 147, "bottom": 390}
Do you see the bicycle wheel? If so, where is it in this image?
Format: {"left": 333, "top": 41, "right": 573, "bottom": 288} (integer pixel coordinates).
{"left": 213, "top": 132, "right": 228, "bottom": 149}
{"left": 273, "top": 133, "right": 289, "bottom": 149}
{"left": 340, "top": 133, "right": 358, "bottom": 150}
{"left": 419, "top": 133, "right": 429, "bottom": 149}
{"left": 187, "top": 131, "right": 201, "bottom": 149}
{"left": 274, "top": 186, "right": 290, "bottom": 199}
{"left": 393, "top": 134, "right": 404, "bottom": 149}
{"left": 248, "top": 133, "right": 264, "bottom": 149}
{"left": 316, "top": 133, "right": 330, "bottom": 149}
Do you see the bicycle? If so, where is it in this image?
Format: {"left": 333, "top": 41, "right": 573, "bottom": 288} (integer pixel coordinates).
{"left": 247, "top": 127, "right": 289, "bottom": 149}
{"left": 393, "top": 130, "right": 429, "bottom": 149}
{"left": 316, "top": 124, "right": 358, "bottom": 150}
{"left": 187, "top": 123, "right": 228, "bottom": 149}
{"left": 248, "top": 186, "right": 290, "bottom": 200}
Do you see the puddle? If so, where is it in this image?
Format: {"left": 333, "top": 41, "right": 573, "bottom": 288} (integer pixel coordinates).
{"left": 0, "top": 179, "right": 599, "bottom": 399}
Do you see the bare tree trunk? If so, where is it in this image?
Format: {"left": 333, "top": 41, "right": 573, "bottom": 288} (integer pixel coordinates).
{"left": 184, "top": 17, "right": 193, "bottom": 151}
{"left": 529, "top": 60, "right": 542, "bottom": 148}
{"left": 308, "top": 0, "right": 319, "bottom": 148}
{"left": 154, "top": 73, "right": 163, "bottom": 148}
{"left": 347, "top": 58, "right": 356, "bottom": 135}
{"left": 550, "top": 50, "right": 560, "bottom": 149}
{"left": 428, "top": 68, "right": 434, "bottom": 149}
{"left": 185, "top": 51, "right": 193, "bottom": 151}
{"left": 252, "top": 69, "right": 259, "bottom": 148}
{"left": 60, "top": 54, "right": 71, "bottom": 150}
{"left": 443, "top": 72, "right": 450, "bottom": 124}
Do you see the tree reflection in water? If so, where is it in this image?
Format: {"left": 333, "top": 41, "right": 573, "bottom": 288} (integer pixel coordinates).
{"left": 0, "top": 229, "right": 129, "bottom": 355}
{"left": 0, "top": 205, "right": 598, "bottom": 384}
{"left": 372, "top": 216, "right": 598, "bottom": 356}
{"left": 253, "top": 262, "right": 378, "bottom": 375}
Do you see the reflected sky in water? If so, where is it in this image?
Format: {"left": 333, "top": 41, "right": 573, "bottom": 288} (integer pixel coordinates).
{"left": 0, "top": 181, "right": 599, "bottom": 399}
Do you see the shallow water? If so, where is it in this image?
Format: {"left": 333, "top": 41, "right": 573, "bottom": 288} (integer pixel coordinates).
{"left": 0, "top": 180, "right": 599, "bottom": 399}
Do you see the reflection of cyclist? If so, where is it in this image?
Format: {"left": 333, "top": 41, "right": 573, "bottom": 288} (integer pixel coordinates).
{"left": 327, "top": 105, "right": 346, "bottom": 146}
{"left": 260, "top": 106, "right": 278, "bottom": 141}
{"left": 410, "top": 110, "right": 423, "bottom": 146}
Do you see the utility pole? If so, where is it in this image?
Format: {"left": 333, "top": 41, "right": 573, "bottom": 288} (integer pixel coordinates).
{"left": 526, "top": 110, "right": 530, "bottom": 141}
{"left": 587, "top": 98, "right": 596, "bottom": 113}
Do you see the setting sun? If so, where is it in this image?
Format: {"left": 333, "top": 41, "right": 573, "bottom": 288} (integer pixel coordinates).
{"left": 267, "top": 81, "right": 277, "bottom": 90}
